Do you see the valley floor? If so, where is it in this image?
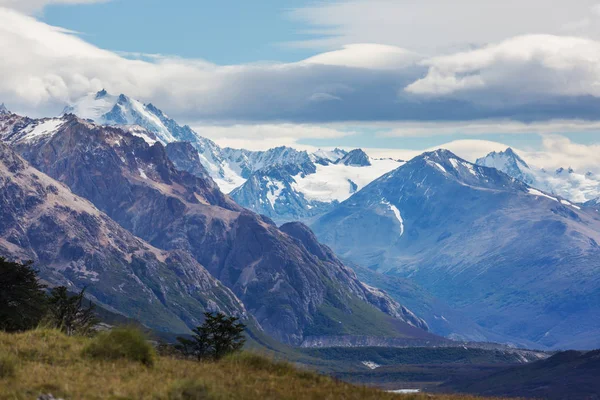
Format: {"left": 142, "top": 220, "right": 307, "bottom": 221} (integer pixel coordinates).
{"left": 0, "top": 330, "right": 505, "bottom": 400}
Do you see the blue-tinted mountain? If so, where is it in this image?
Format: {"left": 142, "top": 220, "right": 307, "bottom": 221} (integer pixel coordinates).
{"left": 477, "top": 147, "right": 600, "bottom": 203}
{"left": 312, "top": 149, "right": 600, "bottom": 349}
{"left": 441, "top": 349, "right": 600, "bottom": 399}
{"left": 337, "top": 149, "right": 372, "bottom": 166}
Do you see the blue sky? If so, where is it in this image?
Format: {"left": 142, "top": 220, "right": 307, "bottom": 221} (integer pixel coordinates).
{"left": 1, "top": 0, "right": 600, "bottom": 170}
{"left": 42, "top": 0, "right": 316, "bottom": 64}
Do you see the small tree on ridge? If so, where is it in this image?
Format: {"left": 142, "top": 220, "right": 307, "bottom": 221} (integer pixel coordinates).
{"left": 176, "top": 312, "right": 246, "bottom": 361}
{"left": 46, "top": 286, "right": 98, "bottom": 336}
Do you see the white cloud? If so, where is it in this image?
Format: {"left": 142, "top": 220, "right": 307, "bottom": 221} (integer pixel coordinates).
{"left": 406, "top": 35, "right": 600, "bottom": 100}
{"left": 289, "top": 0, "right": 600, "bottom": 53}
{"left": 365, "top": 137, "right": 600, "bottom": 175}
{"left": 190, "top": 123, "right": 356, "bottom": 151}
{"left": 303, "top": 43, "right": 421, "bottom": 70}
{"left": 3, "top": 6, "right": 600, "bottom": 131}
{"left": 0, "top": 0, "right": 109, "bottom": 13}
{"left": 378, "top": 119, "right": 600, "bottom": 137}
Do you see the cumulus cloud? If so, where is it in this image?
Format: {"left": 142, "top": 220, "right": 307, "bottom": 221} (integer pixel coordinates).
{"left": 0, "top": 0, "right": 109, "bottom": 13}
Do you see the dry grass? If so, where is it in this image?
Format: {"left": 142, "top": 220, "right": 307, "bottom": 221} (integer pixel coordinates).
{"left": 0, "top": 329, "right": 502, "bottom": 400}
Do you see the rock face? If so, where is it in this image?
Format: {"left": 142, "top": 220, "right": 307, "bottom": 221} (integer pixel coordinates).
{"left": 165, "top": 141, "right": 215, "bottom": 183}
{"left": 0, "top": 113, "right": 428, "bottom": 345}
{"left": 476, "top": 147, "right": 600, "bottom": 203}
{"left": 0, "top": 142, "right": 247, "bottom": 333}
{"left": 336, "top": 149, "right": 372, "bottom": 167}
{"left": 312, "top": 149, "right": 600, "bottom": 350}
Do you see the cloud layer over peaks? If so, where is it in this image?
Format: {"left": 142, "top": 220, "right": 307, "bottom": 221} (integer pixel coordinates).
{"left": 3, "top": 6, "right": 600, "bottom": 127}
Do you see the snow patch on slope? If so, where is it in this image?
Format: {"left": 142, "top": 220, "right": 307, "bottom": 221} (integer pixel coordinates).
{"left": 528, "top": 188, "right": 558, "bottom": 202}
{"left": 266, "top": 178, "right": 284, "bottom": 208}
{"left": 382, "top": 199, "right": 404, "bottom": 236}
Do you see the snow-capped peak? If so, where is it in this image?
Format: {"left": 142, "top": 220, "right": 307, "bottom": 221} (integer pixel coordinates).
{"left": 476, "top": 148, "right": 534, "bottom": 185}
{"left": 0, "top": 103, "right": 9, "bottom": 115}
{"left": 477, "top": 148, "right": 600, "bottom": 203}
{"left": 311, "top": 148, "right": 347, "bottom": 164}
{"left": 64, "top": 90, "right": 177, "bottom": 144}
{"left": 336, "top": 149, "right": 372, "bottom": 167}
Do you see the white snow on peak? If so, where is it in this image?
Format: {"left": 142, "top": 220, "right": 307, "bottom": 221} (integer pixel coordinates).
{"left": 65, "top": 91, "right": 119, "bottom": 121}
{"left": 66, "top": 91, "right": 176, "bottom": 144}
{"left": 478, "top": 148, "right": 600, "bottom": 203}
{"left": 6, "top": 118, "right": 66, "bottom": 144}
{"left": 382, "top": 199, "right": 404, "bottom": 236}
{"left": 527, "top": 188, "right": 558, "bottom": 202}
{"left": 291, "top": 158, "right": 402, "bottom": 203}
{"left": 311, "top": 148, "right": 346, "bottom": 163}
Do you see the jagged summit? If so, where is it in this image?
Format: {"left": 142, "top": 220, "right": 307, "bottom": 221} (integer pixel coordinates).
{"left": 337, "top": 148, "right": 372, "bottom": 166}
{"left": 0, "top": 103, "right": 9, "bottom": 115}
{"left": 476, "top": 147, "right": 535, "bottom": 185}
{"left": 95, "top": 89, "right": 108, "bottom": 99}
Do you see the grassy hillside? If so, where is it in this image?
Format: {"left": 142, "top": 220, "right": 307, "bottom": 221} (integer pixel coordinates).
{"left": 0, "top": 329, "right": 505, "bottom": 400}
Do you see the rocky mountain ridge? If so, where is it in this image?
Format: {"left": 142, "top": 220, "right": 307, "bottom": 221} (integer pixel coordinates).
{"left": 0, "top": 110, "right": 429, "bottom": 345}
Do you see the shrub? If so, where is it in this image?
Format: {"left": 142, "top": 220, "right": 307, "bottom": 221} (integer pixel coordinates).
{"left": 0, "top": 354, "right": 16, "bottom": 379}
{"left": 168, "top": 380, "right": 213, "bottom": 400}
{"left": 83, "top": 327, "right": 154, "bottom": 366}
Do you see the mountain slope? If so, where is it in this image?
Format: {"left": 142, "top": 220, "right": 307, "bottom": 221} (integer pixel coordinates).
{"left": 0, "top": 142, "right": 247, "bottom": 333}
{"left": 476, "top": 148, "right": 600, "bottom": 203}
{"left": 0, "top": 111, "right": 430, "bottom": 345}
{"left": 312, "top": 150, "right": 600, "bottom": 349}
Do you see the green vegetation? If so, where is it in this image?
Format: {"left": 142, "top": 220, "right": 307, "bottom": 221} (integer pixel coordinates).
{"left": 46, "top": 286, "right": 99, "bottom": 336}
{"left": 175, "top": 312, "right": 246, "bottom": 361}
{"left": 0, "top": 354, "right": 16, "bottom": 379}
{"left": 0, "top": 258, "right": 48, "bottom": 332}
{"left": 0, "top": 329, "right": 501, "bottom": 400}
{"left": 304, "top": 296, "right": 408, "bottom": 338}
{"left": 0, "top": 258, "right": 98, "bottom": 336}
{"left": 83, "top": 327, "right": 156, "bottom": 367}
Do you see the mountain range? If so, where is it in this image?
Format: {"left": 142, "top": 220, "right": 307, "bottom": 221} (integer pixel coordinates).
{"left": 3, "top": 91, "right": 600, "bottom": 353}
{"left": 311, "top": 149, "right": 600, "bottom": 350}
{"left": 0, "top": 109, "right": 429, "bottom": 346}
{"left": 476, "top": 147, "right": 600, "bottom": 203}
{"left": 62, "top": 91, "right": 403, "bottom": 223}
